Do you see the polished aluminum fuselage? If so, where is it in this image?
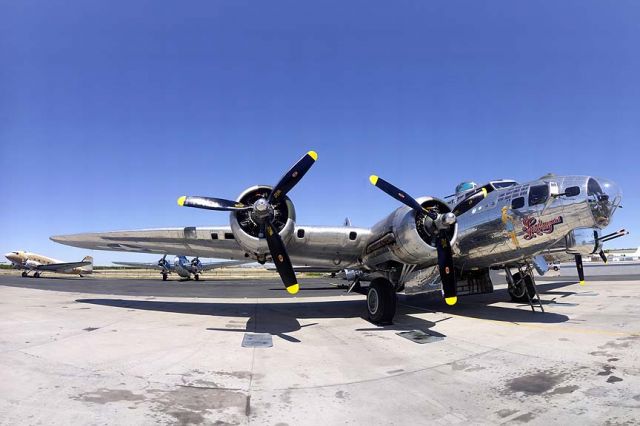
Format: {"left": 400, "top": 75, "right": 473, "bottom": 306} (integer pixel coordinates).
{"left": 50, "top": 175, "right": 621, "bottom": 295}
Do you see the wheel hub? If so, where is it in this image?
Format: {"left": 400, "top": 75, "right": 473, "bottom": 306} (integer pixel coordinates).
{"left": 367, "top": 288, "right": 379, "bottom": 314}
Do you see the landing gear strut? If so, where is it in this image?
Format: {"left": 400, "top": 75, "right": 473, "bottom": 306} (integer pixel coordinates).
{"left": 366, "top": 278, "right": 397, "bottom": 324}
{"left": 505, "top": 264, "right": 544, "bottom": 312}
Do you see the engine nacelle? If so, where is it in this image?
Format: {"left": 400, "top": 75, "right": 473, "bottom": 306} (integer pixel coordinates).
{"left": 229, "top": 185, "right": 296, "bottom": 258}
{"left": 25, "top": 260, "right": 41, "bottom": 269}
{"left": 565, "top": 227, "right": 601, "bottom": 255}
{"left": 366, "top": 196, "right": 458, "bottom": 266}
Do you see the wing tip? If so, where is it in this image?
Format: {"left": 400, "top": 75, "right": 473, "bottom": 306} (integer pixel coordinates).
{"left": 177, "top": 196, "right": 186, "bottom": 206}
{"left": 307, "top": 150, "right": 318, "bottom": 161}
{"left": 286, "top": 283, "right": 300, "bottom": 294}
{"left": 369, "top": 175, "right": 379, "bottom": 185}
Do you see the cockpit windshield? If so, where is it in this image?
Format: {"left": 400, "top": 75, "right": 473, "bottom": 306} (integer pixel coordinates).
{"left": 490, "top": 180, "right": 518, "bottom": 190}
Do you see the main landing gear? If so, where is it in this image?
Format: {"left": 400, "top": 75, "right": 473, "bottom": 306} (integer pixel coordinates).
{"left": 194, "top": 274, "right": 200, "bottom": 281}
{"left": 21, "top": 271, "right": 28, "bottom": 278}
{"left": 162, "top": 273, "right": 168, "bottom": 281}
{"left": 366, "top": 278, "right": 397, "bottom": 324}
{"left": 33, "top": 272, "right": 41, "bottom": 278}
{"left": 505, "top": 264, "right": 544, "bottom": 312}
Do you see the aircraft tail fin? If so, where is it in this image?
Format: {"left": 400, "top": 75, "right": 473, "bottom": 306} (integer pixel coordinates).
{"left": 344, "top": 217, "right": 352, "bottom": 227}
{"left": 81, "top": 256, "right": 93, "bottom": 272}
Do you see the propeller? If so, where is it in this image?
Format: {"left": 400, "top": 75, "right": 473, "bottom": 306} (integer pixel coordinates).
{"left": 177, "top": 151, "right": 318, "bottom": 294}
{"left": 369, "top": 175, "right": 458, "bottom": 305}
{"left": 158, "top": 255, "right": 169, "bottom": 271}
{"left": 191, "top": 257, "right": 202, "bottom": 271}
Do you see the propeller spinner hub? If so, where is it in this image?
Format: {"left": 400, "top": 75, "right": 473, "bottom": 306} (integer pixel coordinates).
{"left": 252, "top": 198, "right": 274, "bottom": 222}
{"left": 443, "top": 212, "right": 457, "bottom": 226}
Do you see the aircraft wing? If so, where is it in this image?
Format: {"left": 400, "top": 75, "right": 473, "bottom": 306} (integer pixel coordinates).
{"left": 51, "top": 227, "right": 247, "bottom": 260}
{"left": 52, "top": 225, "right": 371, "bottom": 268}
{"left": 36, "top": 261, "right": 91, "bottom": 272}
{"left": 199, "top": 260, "right": 252, "bottom": 271}
{"left": 113, "top": 261, "right": 164, "bottom": 270}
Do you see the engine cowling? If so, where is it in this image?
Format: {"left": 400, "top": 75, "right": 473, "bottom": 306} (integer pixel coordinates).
{"left": 25, "top": 260, "right": 41, "bottom": 269}
{"left": 367, "top": 196, "right": 458, "bottom": 265}
{"left": 229, "top": 185, "right": 297, "bottom": 258}
{"left": 392, "top": 197, "right": 458, "bottom": 264}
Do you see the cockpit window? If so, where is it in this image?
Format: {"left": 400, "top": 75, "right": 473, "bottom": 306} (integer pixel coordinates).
{"left": 491, "top": 181, "right": 518, "bottom": 189}
{"left": 528, "top": 185, "right": 549, "bottom": 206}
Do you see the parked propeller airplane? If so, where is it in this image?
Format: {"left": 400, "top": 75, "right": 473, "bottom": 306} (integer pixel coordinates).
{"left": 114, "top": 255, "right": 249, "bottom": 281}
{"left": 4, "top": 251, "right": 93, "bottom": 278}
{"left": 51, "top": 151, "right": 624, "bottom": 323}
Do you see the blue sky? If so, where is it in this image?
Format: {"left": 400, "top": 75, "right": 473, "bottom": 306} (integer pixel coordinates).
{"left": 1, "top": 1, "right": 638, "bottom": 265}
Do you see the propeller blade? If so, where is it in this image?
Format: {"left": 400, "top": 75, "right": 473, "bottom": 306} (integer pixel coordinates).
{"left": 268, "top": 151, "right": 318, "bottom": 203}
{"left": 369, "top": 175, "right": 428, "bottom": 215}
{"left": 264, "top": 222, "right": 299, "bottom": 294}
{"left": 575, "top": 254, "right": 585, "bottom": 286}
{"left": 436, "top": 230, "right": 457, "bottom": 305}
{"left": 599, "top": 250, "right": 608, "bottom": 263}
{"left": 177, "top": 196, "right": 251, "bottom": 211}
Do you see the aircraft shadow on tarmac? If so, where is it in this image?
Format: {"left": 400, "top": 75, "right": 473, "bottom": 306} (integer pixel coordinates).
{"left": 76, "top": 281, "right": 575, "bottom": 342}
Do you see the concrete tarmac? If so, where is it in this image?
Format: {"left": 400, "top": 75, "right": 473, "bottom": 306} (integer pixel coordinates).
{"left": 1, "top": 274, "right": 639, "bottom": 425}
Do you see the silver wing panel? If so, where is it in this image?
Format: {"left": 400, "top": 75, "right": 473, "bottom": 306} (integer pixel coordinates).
{"left": 199, "top": 260, "right": 251, "bottom": 271}
{"left": 51, "top": 227, "right": 247, "bottom": 260}
{"left": 51, "top": 225, "right": 372, "bottom": 268}
{"left": 113, "top": 261, "right": 164, "bottom": 270}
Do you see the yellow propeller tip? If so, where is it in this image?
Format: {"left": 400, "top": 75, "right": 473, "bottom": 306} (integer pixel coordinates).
{"left": 177, "top": 196, "right": 186, "bottom": 206}
{"left": 286, "top": 283, "right": 299, "bottom": 295}
{"left": 369, "top": 175, "right": 379, "bottom": 185}
{"left": 579, "top": 280, "right": 586, "bottom": 286}
{"left": 307, "top": 151, "right": 318, "bottom": 161}
{"left": 445, "top": 296, "right": 458, "bottom": 306}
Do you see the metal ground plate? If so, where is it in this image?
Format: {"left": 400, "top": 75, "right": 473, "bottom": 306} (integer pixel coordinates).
{"left": 242, "top": 332, "right": 273, "bottom": 348}
{"left": 396, "top": 330, "right": 444, "bottom": 344}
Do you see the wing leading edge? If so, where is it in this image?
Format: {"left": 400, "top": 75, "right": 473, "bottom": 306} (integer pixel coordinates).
{"left": 51, "top": 227, "right": 247, "bottom": 260}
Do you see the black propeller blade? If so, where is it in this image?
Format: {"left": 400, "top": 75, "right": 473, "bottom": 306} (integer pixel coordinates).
{"left": 177, "top": 151, "right": 319, "bottom": 295}
{"left": 177, "top": 196, "right": 251, "bottom": 211}
{"left": 265, "top": 222, "right": 299, "bottom": 294}
{"left": 436, "top": 231, "right": 457, "bottom": 305}
{"left": 369, "top": 175, "right": 427, "bottom": 214}
{"left": 575, "top": 254, "right": 585, "bottom": 286}
{"left": 269, "top": 151, "right": 318, "bottom": 203}
{"left": 369, "top": 175, "right": 457, "bottom": 305}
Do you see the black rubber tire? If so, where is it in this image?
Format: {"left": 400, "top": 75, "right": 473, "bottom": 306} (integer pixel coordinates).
{"left": 194, "top": 274, "right": 200, "bottom": 281}
{"left": 366, "top": 278, "right": 397, "bottom": 324}
{"left": 21, "top": 271, "right": 27, "bottom": 278}
{"left": 162, "top": 274, "right": 168, "bottom": 281}
{"left": 508, "top": 272, "right": 536, "bottom": 303}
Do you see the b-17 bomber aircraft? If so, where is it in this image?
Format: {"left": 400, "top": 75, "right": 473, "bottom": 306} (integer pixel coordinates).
{"left": 114, "top": 255, "right": 249, "bottom": 281}
{"left": 51, "top": 151, "right": 624, "bottom": 323}
{"left": 4, "top": 251, "right": 93, "bottom": 278}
